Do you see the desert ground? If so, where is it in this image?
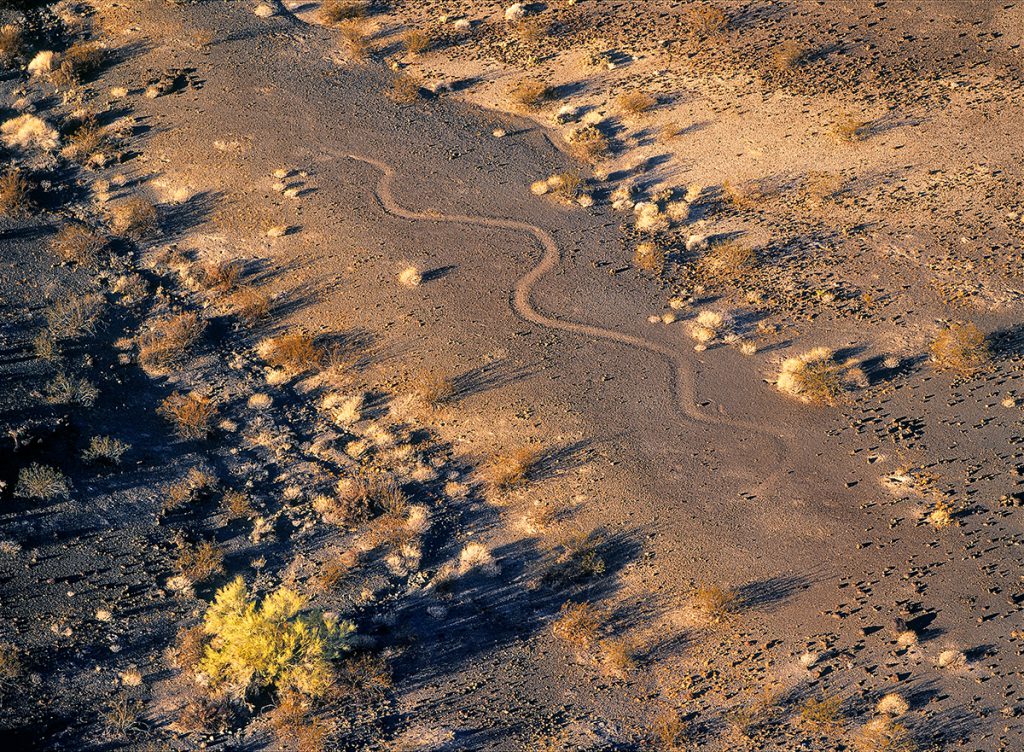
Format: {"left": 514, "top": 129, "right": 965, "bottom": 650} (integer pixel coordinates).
{"left": 1, "top": 0, "right": 1022, "bottom": 750}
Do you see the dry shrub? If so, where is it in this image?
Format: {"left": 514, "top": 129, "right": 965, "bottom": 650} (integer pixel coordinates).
{"left": 634, "top": 240, "right": 666, "bottom": 273}
{"left": 339, "top": 19, "right": 371, "bottom": 60}
{"left": 403, "top": 28, "right": 434, "bottom": 55}
{"left": 313, "top": 555, "right": 358, "bottom": 592}
{"left": 320, "top": 0, "right": 368, "bottom": 23}
{"left": 82, "top": 435, "right": 130, "bottom": 464}
{"left": 853, "top": 717, "right": 916, "bottom": 752}
{"left": 411, "top": 369, "right": 455, "bottom": 407}
{"left": 0, "top": 24, "right": 22, "bottom": 67}
{"left": 544, "top": 171, "right": 583, "bottom": 203}
{"left": 272, "top": 692, "right": 334, "bottom": 752}
{"left": 651, "top": 710, "right": 690, "bottom": 751}
{"left": 722, "top": 179, "right": 762, "bottom": 210}
{"left": 174, "top": 624, "right": 208, "bottom": 670}
{"left": 1, "top": 114, "right": 58, "bottom": 151}
{"left": 317, "top": 474, "right": 407, "bottom": 527}
{"left": 0, "top": 170, "right": 30, "bottom": 216}
{"left": 617, "top": 91, "right": 656, "bottom": 117}
{"left": 52, "top": 41, "right": 105, "bottom": 88}
{"left": 692, "top": 584, "right": 739, "bottom": 622}
{"left": 517, "top": 17, "right": 550, "bottom": 44}
{"left": 139, "top": 312, "right": 206, "bottom": 370}
{"left": 47, "top": 293, "right": 104, "bottom": 339}
{"left": 44, "top": 372, "right": 99, "bottom": 406}
{"left": 701, "top": 239, "right": 756, "bottom": 279}
{"left": 107, "top": 197, "right": 158, "bottom": 240}
{"left": 929, "top": 322, "right": 990, "bottom": 377}
{"left": 63, "top": 118, "right": 118, "bottom": 168}
{"left": 804, "top": 171, "right": 844, "bottom": 207}
{"left": 196, "top": 260, "right": 240, "bottom": 292}
{"left": 177, "top": 540, "right": 225, "bottom": 583}
{"left": 390, "top": 73, "right": 422, "bottom": 103}
{"left": 483, "top": 444, "right": 543, "bottom": 491}
{"left": 567, "top": 124, "right": 609, "bottom": 162}
{"left": 223, "top": 285, "right": 271, "bottom": 323}
{"left": 600, "top": 638, "right": 635, "bottom": 676}
{"left": 222, "top": 490, "right": 254, "bottom": 519}
{"left": 543, "top": 530, "right": 606, "bottom": 586}
{"left": 103, "top": 693, "right": 143, "bottom": 737}
{"left": 16, "top": 463, "right": 70, "bottom": 500}
{"left": 176, "top": 693, "right": 235, "bottom": 734}
{"left": 688, "top": 4, "right": 729, "bottom": 36}
{"left": 776, "top": 347, "right": 845, "bottom": 405}
{"left": 51, "top": 223, "right": 107, "bottom": 264}
{"left": 259, "top": 331, "right": 325, "bottom": 374}
{"left": 832, "top": 115, "right": 869, "bottom": 143}
{"left": 552, "top": 601, "right": 602, "bottom": 651}
{"left": 159, "top": 391, "right": 217, "bottom": 439}
{"left": 335, "top": 653, "right": 392, "bottom": 702}
{"left": 800, "top": 694, "right": 845, "bottom": 731}
{"left": 0, "top": 643, "right": 24, "bottom": 689}
{"left": 163, "top": 468, "right": 218, "bottom": 513}
{"left": 508, "top": 79, "right": 550, "bottom": 111}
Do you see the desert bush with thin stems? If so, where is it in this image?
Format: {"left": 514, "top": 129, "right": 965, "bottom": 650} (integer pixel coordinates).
{"left": 634, "top": 240, "right": 666, "bottom": 273}
{"left": 51, "top": 41, "right": 105, "bottom": 88}
{"left": 258, "top": 331, "right": 325, "bottom": 374}
{"left": 688, "top": 4, "right": 729, "bottom": 37}
{"left": 692, "top": 584, "right": 739, "bottom": 622}
{"left": 51, "top": 223, "right": 107, "bottom": 264}
{"left": 543, "top": 530, "right": 606, "bottom": 586}
{"left": 316, "top": 474, "right": 408, "bottom": 527}
{"left": 103, "top": 693, "right": 143, "bottom": 737}
{"left": 617, "top": 91, "right": 656, "bottom": 117}
{"left": 0, "top": 24, "right": 22, "bottom": 67}
{"left": 403, "top": 28, "right": 434, "bottom": 55}
{"left": 832, "top": 115, "right": 869, "bottom": 143}
{"left": 700, "top": 239, "right": 756, "bottom": 279}
{"left": 15, "top": 463, "right": 71, "bottom": 500}
{"left": 83, "top": 435, "right": 130, "bottom": 464}
{"left": 175, "top": 692, "right": 235, "bottom": 733}
{"left": 196, "top": 259, "right": 240, "bottom": 292}
{"left": 0, "top": 643, "right": 24, "bottom": 690}
{"left": 319, "top": 0, "right": 368, "bottom": 23}
{"left": 159, "top": 392, "right": 217, "bottom": 439}
{"left": 650, "top": 709, "right": 690, "bottom": 751}
{"left": 200, "top": 576, "right": 355, "bottom": 698}
{"left": 46, "top": 293, "right": 104, "bottom": 339}
{"left": 163, "top": 468, "right": 218, "bottom": 513}
{"left": 853, "top": 717, "right": 916, "bottom": 752}
{"left": 552, "top": 601, "right": 602, "bottom": 651}
{"left": 800, "top": 694, "right": 845, "bottom": 731}
{"left": 390, "top": 73, "right": 422, "bottom": 103}
{"left": 411, "top": 369, "right": 455, "bottom": 407}
{"left": 44, "top": 372, "right": 99, "bottom": 406}
{"left": 32, "top": 330, "right": 58, "bottom": 361}
{"left": 482, "top": 444, "right": 543, "bottom": 491}
{"left": 222, "top": 490, "right": 254, "bottom": 519}
{"left": 139, "top": 312, "right": 206, "bottom": 370}
{"left": 339, "top": 19, "right": 371, "bottom": 60}
{"left": 107, "top": 197, "right": 158, "bottom": 240}
{"left": 776, "top": 347, "right": 846, "bottom": 405}
{"left": 0, "top": 170, "right": 30, "bottom": 216}
{"left": 508, "top": 79, "right": 550, "bottom": 111}
{"left": 63, "top": 117, "right": 119, "bottom": 168}
{"left": 929, "top": 322, "right": 990, "bottom": 376}
{"left": 566, "top": 124, "right": 609, "bottom": 162}
{"left": 177, "top": 540, "right": 225, "bottom": 583}
{"left": 223, "top": 285, "right": 271, "bottom": 323}
{"left": 271, "top": 691, "right": 334, "bottom": 752}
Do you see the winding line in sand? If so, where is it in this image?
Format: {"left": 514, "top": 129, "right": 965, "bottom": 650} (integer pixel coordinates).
{"left": 345, "top": 153, "right": 793, "bottom": 499}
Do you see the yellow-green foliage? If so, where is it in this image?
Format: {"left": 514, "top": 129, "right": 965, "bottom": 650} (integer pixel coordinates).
{"left": 200, "top": 577, "right": 354, "bottom": 698}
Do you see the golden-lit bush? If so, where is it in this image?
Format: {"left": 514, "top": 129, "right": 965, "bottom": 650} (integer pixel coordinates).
{"left": 552, "top": 601, "right": 602, "bottom": 651}
{"left": 776, "top": 347, "right": 845, "bottom": 405}
{"left": 51, "top": 41, "right": 105, "bottom": 88}
{"left": 929, "top": 322, "right": 990, "bottom": 377}
{"left": 107, "top": 196, "right": 158, "bottom": 240}
{"left": 158, "top": 392, "right": 217, "bottom": 439}
{"left": 0, "top": 170, "right": 30, "bottom": 216}
{"left": 508, "top": 79, "right": 550, "bottom": 111}
{"left": 199, "top": 577, "right": 355, "bottom": 697}
{"left": 482, "top": 444, "right": 543, "bottom": 491}
{"left": 258, "top": 331, "right": 325, "bottom": 374}
{"left": 15, "top": 463, "right": 70, "bottom": 501}
{"left": 139, "top": 312, "right": 206, "bottom": 371}
{"left": 617, "top": 91, "right": 656, "bottom": 116}
{"left": 319, "top": 0, "right": 368, "bottom": 23}
{"left": 692, "top": 584, "right": 739, "bottom": 622}
{"left": 51, "top": 223, "right": 108, "bottom": 264}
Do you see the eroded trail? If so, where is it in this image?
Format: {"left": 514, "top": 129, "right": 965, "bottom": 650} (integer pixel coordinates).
{"left": 345, "top": 152, "right": 795, "bottom": 500}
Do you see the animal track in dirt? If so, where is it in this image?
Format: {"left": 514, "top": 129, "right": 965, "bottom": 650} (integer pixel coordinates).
{"left": 343, "top": 151, "right": 794, "bottom": 501}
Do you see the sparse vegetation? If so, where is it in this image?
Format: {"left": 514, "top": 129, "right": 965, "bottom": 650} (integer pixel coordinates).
{"left": 929, "top": 322, "right": 990, "bottom": 376}
{"left": 339, "top": 19, "right": 371, "bottom": 60}
{"left": 776, "top": 347, "right": 846, "bottom": 405}
{"left": 223, "top": 285, "right": 271, "bottom": 322}
{"left": 508, "top": 79, "right": 551, "bottom": 111}
{"left": 47, "top": 293, "right": 104, "bottom": 339}
{"left": 51, "top": 223, "right": 107, "bottom": 264}
{"left": 52, "top": 41, "right": 106, "bottom": 88}
{"left": 482, "top": 444, "right": 543, "bottom": 491}
{"left": 107, "top": 197, "right": 158, "bottom": 240}
{"left": 258, "top": 331, "right": 325, "bottom": 375}
{"left": 617, "top": 91, "right": 656, "bottom": 117}
{"left": 800, "top": 694, "right": 845, "bottom": 731}
{"left": 0, "top": 170, "right": 30, "bottom": 216}
{"left": 634, "top": 240, "right": 666, "bottom": 273}
{"left": 853, "top": 717, "right": 916, "bottom": 752}
{"left": 692, "top": 584, "right": 739, "bottom": 622}
{"left": 159, "top": 392, "right": 218, "bottom": 439}
{"left": 320, "top": 0, "right": 368, "bottom": 23}
{"left": 139, "top": 312, "right": 206, "bottom": 371}
{"left": 700, "top": 239, "right": 756, "bottom": 279}
{"left": 177, "top": 540, "right": 225, "bottom": 583}
{"left": 0, "top": 24, "right": 22, "bottom": 68}
{"left": 552, "top": 601, "right": 602, "bottom": 652}
{"left": 15, "top": 464, "right": 71, "bottom": 501}
{"left": 832, "top": 115, "right": 869, "bottom": 143}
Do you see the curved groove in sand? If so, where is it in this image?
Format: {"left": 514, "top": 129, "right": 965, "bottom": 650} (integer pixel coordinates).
{"left": 346, "top": 153, "right": 793, "bottom": 498}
